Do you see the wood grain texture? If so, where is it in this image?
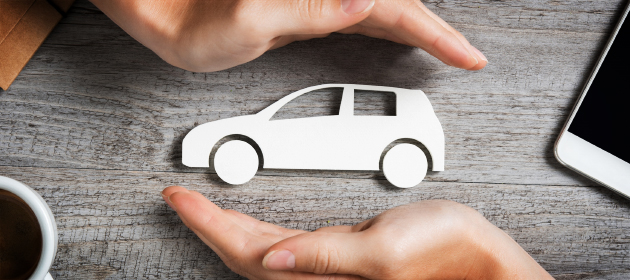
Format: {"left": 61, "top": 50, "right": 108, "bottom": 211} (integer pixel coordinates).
{"left": 3, "top": 166, "right": 630, "bottom": 279}
{"left": 1, "top": 0, "right": 629, "bottom": 278}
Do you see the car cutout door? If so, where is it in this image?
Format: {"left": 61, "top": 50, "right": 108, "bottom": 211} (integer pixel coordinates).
{"left": 340, "top": 88, "right": 400, "bottom": 171}
{"left": 259, "top": 87, "right": 356, "bottom": 170}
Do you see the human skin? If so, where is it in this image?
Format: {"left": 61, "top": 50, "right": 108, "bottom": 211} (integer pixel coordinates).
{"left": 162, "top": 186, "right": 554, "bottom": 280}
{"left": 90, "top": 0, "right": 487, "bottom": 72}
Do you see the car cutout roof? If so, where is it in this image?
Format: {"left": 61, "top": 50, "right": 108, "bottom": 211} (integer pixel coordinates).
{"left": 257, "top": 84, "right": 422, "bottom": 119}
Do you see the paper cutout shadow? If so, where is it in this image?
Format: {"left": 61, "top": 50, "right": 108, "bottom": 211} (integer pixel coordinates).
{"left": 182, "top": 84, "right": 444, "bottom": 188}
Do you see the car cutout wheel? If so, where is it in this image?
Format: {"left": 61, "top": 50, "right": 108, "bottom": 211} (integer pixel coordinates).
{"left": 383, "top": 143, "right": 428, "bottom": 188}
{"left": 214, "top": 140, "right": 259, "bottom": 184}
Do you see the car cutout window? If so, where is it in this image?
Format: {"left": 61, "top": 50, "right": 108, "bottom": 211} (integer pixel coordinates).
{"left": 271, "top": 87, "right": 344, "bottom": 120}
{"left": 354, "top": 90, "right": 396, "bottom": 116}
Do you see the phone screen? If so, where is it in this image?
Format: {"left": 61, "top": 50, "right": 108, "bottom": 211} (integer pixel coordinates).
{"left": 568, "top": 14, "right": 630, "bottom": 163}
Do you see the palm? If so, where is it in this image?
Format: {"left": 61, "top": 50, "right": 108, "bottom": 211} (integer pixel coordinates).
{"left": 163, "top": 186, "right": 358, "bottom": 280}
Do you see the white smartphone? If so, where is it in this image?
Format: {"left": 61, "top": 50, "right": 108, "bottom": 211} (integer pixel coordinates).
{"left": 555, "top": 1, "right": 630, "bottom": 197}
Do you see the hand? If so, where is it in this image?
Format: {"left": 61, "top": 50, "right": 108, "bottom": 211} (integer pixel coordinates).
{"left": 161, "top": 186, "right": 359, "bottom": 280}
{"left": 162, "top": 186, "right": 552, "bottom": 280}
{"left": 90, "top": 0, "right": 487, "bottom": 72}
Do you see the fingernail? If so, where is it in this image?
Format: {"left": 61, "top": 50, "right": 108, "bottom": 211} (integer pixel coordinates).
{"left": 342, "top": 0, "right": 373, "bottom": 14}
{"left": 162, "top": 191, "right": 177, "bottom": 211}
{"left": 471, "top": 46, "right": 487, "bottom": 62}
{"left": 262, "top": 250, "right": 295, "bottom": 270}
{"left": 167, "top": 196, "right": 177, "bottom": 211}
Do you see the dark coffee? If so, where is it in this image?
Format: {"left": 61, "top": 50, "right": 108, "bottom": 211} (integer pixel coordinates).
{"left": 0, "top": 190, "right": 42, "bottom": 280}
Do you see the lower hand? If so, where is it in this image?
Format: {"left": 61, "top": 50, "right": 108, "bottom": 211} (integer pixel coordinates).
{"left": 162, "top": 186, "right": 552, "bottom": 280}
{"left": 91, "top": 0, "right": 487, "bottom": 72}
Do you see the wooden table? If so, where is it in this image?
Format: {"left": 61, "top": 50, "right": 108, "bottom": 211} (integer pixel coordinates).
{"left": 2, "top": 0, "right": 630, "bottom": 278}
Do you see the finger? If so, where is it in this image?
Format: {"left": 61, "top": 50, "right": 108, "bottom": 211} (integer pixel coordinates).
{"left": 417, "top": 4, "right": 470, "bottom": 48}
{"left": 262, "top": 231, "right": 371, "bottom": 276}
{"left": 269, "top": 272, "right": 366, "bottom": 280}
{"left": 184, "top": 220, "right": 362, "bottom": 280}
{"left": 162, "top": 186, "right": 191, "bottom": 210}
{"left": 337, "top": 25, "right": 412, "bottom": 45}
{"left": 162, "top": 185, "right": 189, "bottom": 197}
{"left": 254, "top": 0, "right": 375, "bottom": 36}
{"left": 394, "top": 7, "right": 477, "bottom": 69}
{"left": 224, "top": 209, "right": 305, "bottom": 238}
{"left": 416, "top": 3, "right": 487, "bottom": 69}
{"left": 163, "top": 187, "right": 304, "bottom": 241}
{"left": 162, "top": 187, "right": 220, "bottom": 213}
{"left": 167, "top": 191, "right": 252, "bottom": 259}
{"left": 350, "top": 218, "right": 375, "bottom": 232}
{"left": 314, "top": 225, "right": 354, "bottom": 233}
{"left": 371, "top": 0, "right": 480, "bottom": 70}
{"left": 224, "top": 209, "right": 267, "bottom": 227}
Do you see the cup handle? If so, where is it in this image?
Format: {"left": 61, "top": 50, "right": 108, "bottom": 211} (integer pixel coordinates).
{"left": 45, "top": 272, "right": 54, "bottom": 280}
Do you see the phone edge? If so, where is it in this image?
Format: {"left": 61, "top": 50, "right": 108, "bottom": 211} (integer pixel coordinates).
{"left": 554, "top": 1, "right": 630, "bottom": 186}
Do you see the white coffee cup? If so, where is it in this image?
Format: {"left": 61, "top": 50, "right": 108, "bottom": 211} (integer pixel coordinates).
{"left": 0, "top": 176, "right": 57, "bottom": 280}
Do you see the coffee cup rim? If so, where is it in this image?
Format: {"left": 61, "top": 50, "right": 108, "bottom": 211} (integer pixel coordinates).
{"left": 0, "top": 176, "right": 58, "bottom": 280}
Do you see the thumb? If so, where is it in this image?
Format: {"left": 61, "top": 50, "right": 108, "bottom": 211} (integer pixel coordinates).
{"left": 262, "top": 0, "right": 375, "bottom": 36}
{"left": 262, "top": 231, "right": 370, "bottom": 275}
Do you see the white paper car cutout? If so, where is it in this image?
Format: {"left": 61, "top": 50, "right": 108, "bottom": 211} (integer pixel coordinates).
{"left": 182, "top": 84, "right": 444, "bottom": 188}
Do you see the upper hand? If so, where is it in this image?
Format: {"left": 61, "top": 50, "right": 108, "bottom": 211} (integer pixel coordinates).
{"left": 91, "top": 0, "right": 487, "bottom": 72}
{"left": 162, "top": 186, "right": 552, "bottom": 280}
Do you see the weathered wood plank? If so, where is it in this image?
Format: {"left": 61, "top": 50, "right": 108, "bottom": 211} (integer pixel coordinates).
{"left": 1, "top": 166, "right": 629, "bottom": 279}
{"left": 2, "top": 0, "right": 630, "bottom": 278}
{"left": 424, "top": 0, "right": 627, "bottom": 33}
